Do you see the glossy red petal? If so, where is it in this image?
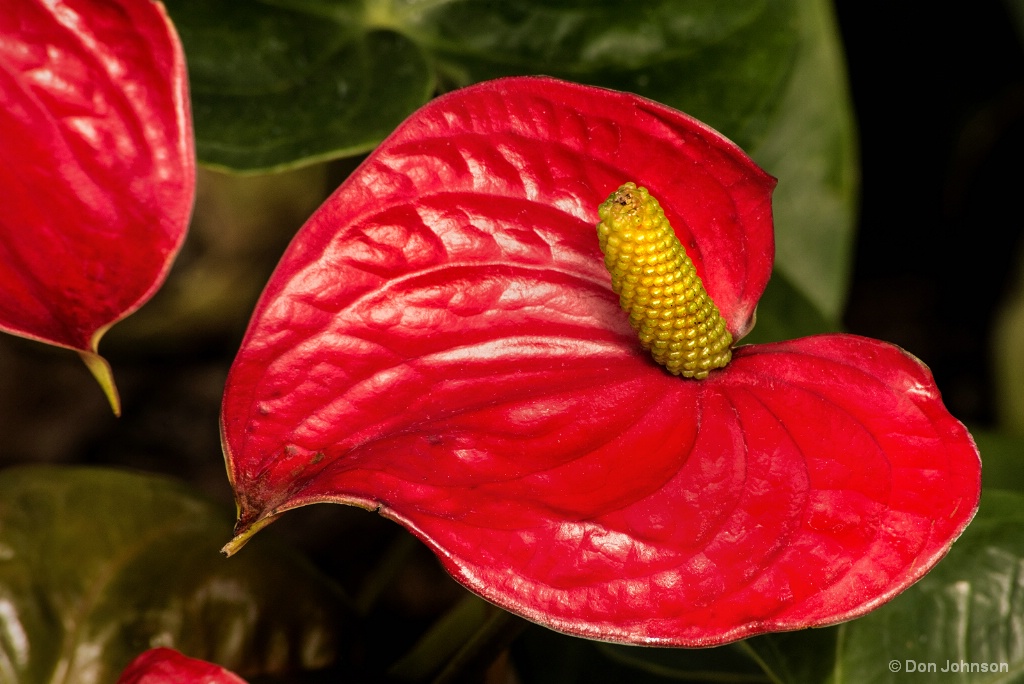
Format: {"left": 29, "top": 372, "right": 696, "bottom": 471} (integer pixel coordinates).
{"left": 223, "top": 76, "right": 773, "bottom": 532}
{"left": 226, "top": 318, "right": 979, "bottom": 643}
{"left": 224, "top": 76, "right": 772, "bottom": 487}
{"left": 215, "top": 78, "right": 976, "bottom": 645}
{"left": 117, "top": 649, "right": 248, "bottom": 684}
{"left": 0, "top": 0, "right": 194, "bottom": 406}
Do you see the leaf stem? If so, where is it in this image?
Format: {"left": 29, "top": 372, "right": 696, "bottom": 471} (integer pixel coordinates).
{"left": 387, "top": 592, "right": 526, "bottom": 683}
{"left": 353, "top": 531, "right": 419, "bottom": 615}
{"left": 430, "top": 603, "right": 527, "bottom": 684}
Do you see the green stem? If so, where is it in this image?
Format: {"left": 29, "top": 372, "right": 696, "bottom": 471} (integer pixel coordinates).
{"left": 431, "top": 602, "right": 527, "bottom": 684}
{"left": 387, "top": 592, "right": 526, "bottom": 683}
{"left": 353, "top": 532, "right": 419, "bottom": 616}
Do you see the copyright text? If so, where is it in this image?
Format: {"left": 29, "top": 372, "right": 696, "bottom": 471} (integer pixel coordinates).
{"left": 889, "top": 659, "right": 1009, "bottom": 673}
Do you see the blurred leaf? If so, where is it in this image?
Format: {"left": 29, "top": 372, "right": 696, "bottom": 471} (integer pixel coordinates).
{"left": 0, "top": 466, "right": 351, "bottom": 684}
{"left": 741, "top": 270, "right": 841, "bottom": 346}
{"left": 974, "top": 429, "right": 1024, "bottom": 493}
{"left": 993, "top": 245, "right": 1024, "bottom": 434}
{"left": 748, "top": 0, "right": 858, "bottom": 323}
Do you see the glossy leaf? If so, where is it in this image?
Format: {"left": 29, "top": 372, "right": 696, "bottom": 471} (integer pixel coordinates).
{"left": 117, "top": 649, "right": 248, "bottom": 684}
{"left": 221, "top": 77, "right": 979, "bottom": 646}
{"left": 0, "top": 466, "right": 348, "bottom": 684}
{"left": 163, "top": 0, "right": 854, "bottom": 318}
{"left": 0, "top": 0, "right": 195, "bottom": 413}
{"left": 164, "top": 0, "right": 795, "bottom": 172}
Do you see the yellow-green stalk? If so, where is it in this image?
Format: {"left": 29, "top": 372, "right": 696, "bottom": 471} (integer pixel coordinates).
{"left": 597, "top": 182, "right": 732, "bottom": 379}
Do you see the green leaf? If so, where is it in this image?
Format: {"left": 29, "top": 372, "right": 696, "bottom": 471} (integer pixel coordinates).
{"left": 165, "top": 0, "right": 856, "bottom": 315}
{"left": 0, "top": 466, "right": 351, "bottom": 684}
{"left": 741, "top": 269, "right": 841, "bottom": 346}
{"left": 164, "top": 1, "right": 796, "bottom": 168}
{"left": 163, "top": 0, "right": 433, "bottom": 172}
{"left": 409, "top": 1, "right": 799, "bottom": 151}
{"left": 825, "top": 488, "right": 1024, "bottom": 683}
{"left": 747, "top": 0, "right": 858, "bottom": 322}
{"left": 974, "top": 429, "right": 1024, "bottom": 493}
{"left": 993, "top": 246, "right": 1024, "bottom": 434}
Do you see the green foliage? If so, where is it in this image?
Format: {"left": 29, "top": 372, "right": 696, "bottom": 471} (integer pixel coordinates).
{"left": 165, "top": 0, "right": 855, "bottom": 331}
{"left": 993, "top": 245, "right": 1024, "bottom": 435}
{"left": 741, "top": 269, "right": 841, "bottom": 346}
{"left": 0, "top": 466, "right": 350, "bottom": 683}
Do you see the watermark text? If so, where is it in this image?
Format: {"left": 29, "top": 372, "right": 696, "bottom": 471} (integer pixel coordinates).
{"left": 889, "top": 659, "right": 1009, "bottom": 674}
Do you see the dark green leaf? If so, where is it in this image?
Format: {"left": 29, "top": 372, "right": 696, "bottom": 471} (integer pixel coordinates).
{"left": 0, "top": 466, "right": 351, "bottom": 683}
{"left": 165, "top": 0, "right": 855, "bottom": 318}
{"left": 164, "top": 0, "right": 432, "bottom": 172}
{"left": 411, "top": 1, "right": 798, "bottom": 151}
{"left": 164, "top": 1, "right": 796, "bottom": 169}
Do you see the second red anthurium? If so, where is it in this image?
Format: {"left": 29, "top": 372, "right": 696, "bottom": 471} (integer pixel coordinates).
{"left": 220, "top": 77, "right": 981, "bottom": 646}
{"left": 0, "top": 0, "right": 194, "bottom": 414}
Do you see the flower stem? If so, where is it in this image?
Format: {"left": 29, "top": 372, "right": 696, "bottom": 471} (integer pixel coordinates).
{"left": 387, "top": 592, "right": 526, "bottom": 683}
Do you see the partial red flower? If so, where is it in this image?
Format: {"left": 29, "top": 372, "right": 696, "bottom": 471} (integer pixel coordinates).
{"left": 0, "top": 0, "right": 194, "bottom": 413}
{"left": 117, "top": 649, "right": 248, "bottom": 684}
{"left": 220, "top": 77, "right": 981, "bottom": 646}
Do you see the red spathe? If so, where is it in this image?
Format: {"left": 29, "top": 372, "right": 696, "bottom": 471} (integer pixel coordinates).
{"left": 221, "top": 76, "right": 979, "bottom": 646}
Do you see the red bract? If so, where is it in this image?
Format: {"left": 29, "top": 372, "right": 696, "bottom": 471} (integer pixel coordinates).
{"left": 0, "top": 0, "right": 194, "bottom": 413}
{"left": 117, "top": 649, "right": 248, "bottom": 684}
{"left": 221, "top": 77, "right": 981, "bottom": 646}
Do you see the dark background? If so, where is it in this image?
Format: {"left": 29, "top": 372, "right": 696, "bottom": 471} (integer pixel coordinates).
{"left": 837, "top": 0, "right": 1024, "bottom": 426}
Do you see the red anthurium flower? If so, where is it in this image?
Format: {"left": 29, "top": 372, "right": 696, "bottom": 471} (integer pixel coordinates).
{"left": 221, "top": 77, "right": 981, "bottom": 646}
{"left": 0, "top": 0, "right": 194, "bottom": 414}
{"left": 117, "top": 648, "right": 248, "bottom": 684}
